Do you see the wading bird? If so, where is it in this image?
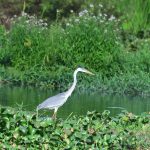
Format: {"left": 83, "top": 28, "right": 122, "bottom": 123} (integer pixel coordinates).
{"left": 37, "top": 67, "right": 94, "bottom": 119}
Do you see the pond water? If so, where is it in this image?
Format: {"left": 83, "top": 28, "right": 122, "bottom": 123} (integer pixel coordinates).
{"left": 0, "top": 85, "right": 149, "bottom": 118}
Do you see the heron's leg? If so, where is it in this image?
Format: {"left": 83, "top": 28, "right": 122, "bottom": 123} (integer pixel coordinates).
{"left": 52, "top": 108, "right": 58, "bottom": 120}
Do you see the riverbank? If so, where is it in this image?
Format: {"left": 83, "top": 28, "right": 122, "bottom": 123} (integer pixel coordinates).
{"left": 1, "top": 67, "right": 150, "bottom": 96}
{"left": 0, "top": 106, "right": 149, "bottom": 149}
{"left": 0, "top": 2, "right": 150, "bottom": 96}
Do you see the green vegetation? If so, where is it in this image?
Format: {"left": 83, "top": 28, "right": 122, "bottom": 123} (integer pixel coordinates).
{"left": 0, "top": 0, "right": 150, "bottom": 96}
{"left": 0, "top": 106, "right": 149, "bottom": 149}
{"left": 0, "top": 1, "right": 150, "bottom": 149}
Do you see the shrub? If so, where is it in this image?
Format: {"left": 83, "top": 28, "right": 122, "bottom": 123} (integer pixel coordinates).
{"left": 0, "top": 12, "right": 123, "bottom": 77}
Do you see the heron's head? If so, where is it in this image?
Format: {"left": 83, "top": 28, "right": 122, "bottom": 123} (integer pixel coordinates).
{"left": 77, "top": 67, "right": 94, "bottom": 75}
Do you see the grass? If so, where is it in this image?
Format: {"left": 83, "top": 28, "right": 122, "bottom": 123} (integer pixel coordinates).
{"left": 0, "top": 2, "right": 150, "bottom": 96}
{"left": 0, "top": 106, "right": 149, "bottom": 149}
{"left": 0, "top": 12, "right": 123, "bottom": 74}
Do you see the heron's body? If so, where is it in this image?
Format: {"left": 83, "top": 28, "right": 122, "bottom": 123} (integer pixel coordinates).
{"left": 37, "top": 67, "right": 94, "bottom": 119}
{"left": 37, "top": 92, "right": 67, "bottom": 110}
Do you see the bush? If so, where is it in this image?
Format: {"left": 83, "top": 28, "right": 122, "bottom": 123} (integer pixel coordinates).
{"left": 0, "top": 9, "right": 150, "bottom": 94}
{"left": 0, "top": 12, "right": 123, "bottom": 76}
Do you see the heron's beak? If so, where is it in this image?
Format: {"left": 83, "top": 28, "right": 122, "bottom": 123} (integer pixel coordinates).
{"left": 85, "top": 70, "right": 95, "bottom": 75}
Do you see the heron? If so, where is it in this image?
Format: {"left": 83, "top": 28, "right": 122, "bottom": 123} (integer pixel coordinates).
{"left": 36, "top": 67, "right": 94, "bottom": 119}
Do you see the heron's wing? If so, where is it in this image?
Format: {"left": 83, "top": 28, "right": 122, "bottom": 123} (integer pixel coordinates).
{"left": 37, "top": 92, "right": 67, "bottom": 110}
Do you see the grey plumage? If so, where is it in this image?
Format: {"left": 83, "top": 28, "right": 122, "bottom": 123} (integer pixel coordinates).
{"left": 37, "top": 92, "right": 66, "bottom": 110}
{"left": 36, "top": 67, "right": 94, "bottom": 119}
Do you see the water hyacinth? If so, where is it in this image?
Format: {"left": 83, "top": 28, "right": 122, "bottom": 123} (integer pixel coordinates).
{"left": 0, "top": 106, "right": 149, "bottom": 149}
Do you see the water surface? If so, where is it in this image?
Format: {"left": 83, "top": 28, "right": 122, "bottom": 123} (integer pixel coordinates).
{"left": 0, "top": 85, "right": 149, "bottom": 118}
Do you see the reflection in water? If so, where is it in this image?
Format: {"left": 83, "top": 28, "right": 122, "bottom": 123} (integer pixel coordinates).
{"left": 0, "top": 85, "right": 149, "bottom": 118}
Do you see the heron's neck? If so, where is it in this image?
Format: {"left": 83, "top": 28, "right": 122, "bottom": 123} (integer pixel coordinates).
{"left": 67, "top": 70, "right": 78, "bottom": 96}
